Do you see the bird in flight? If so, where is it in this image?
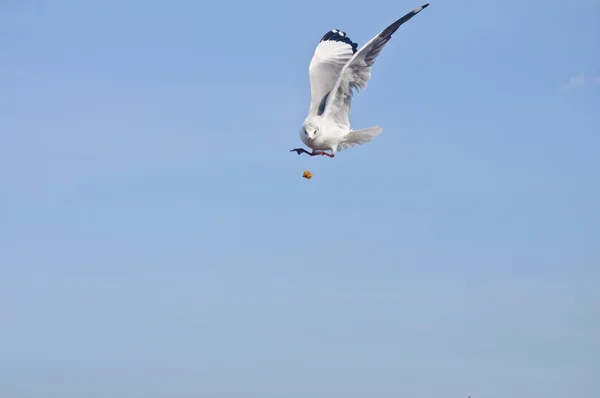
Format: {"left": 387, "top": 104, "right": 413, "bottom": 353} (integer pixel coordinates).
{"left": 290, "top": 3, "right": 430, "bottom": 158}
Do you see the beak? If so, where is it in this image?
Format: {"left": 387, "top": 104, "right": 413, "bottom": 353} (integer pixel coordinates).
{"left": 307, "top": 137, "right": 313, "bottom": 145}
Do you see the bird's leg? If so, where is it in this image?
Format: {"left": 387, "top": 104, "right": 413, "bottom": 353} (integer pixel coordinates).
{"left": 311, "top": 150, "right": 335, "bottom": 158}
{"left": 316, "top": 151, "right": 335, "bottom": 158}
{"left": 290, "top": 148, "right": 313, "bottom": 156}
{"left": 290, "top": 148, "right": 335, "bottom": 158}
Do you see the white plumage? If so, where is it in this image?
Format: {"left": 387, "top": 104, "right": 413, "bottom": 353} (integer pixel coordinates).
{"left": 291, "top": 3, "right": 430, "bottom": 158}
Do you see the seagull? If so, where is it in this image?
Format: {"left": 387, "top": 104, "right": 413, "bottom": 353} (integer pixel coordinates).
{"left": 290, "top": 3, "right": 430, "bottom": 158}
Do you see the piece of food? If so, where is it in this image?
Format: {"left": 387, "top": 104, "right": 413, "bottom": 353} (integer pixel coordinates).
{"left": 302, "top": 170, "right": 313, "bottom": 180}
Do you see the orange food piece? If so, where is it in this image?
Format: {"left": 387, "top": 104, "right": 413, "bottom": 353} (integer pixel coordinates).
{"left": 302, "top": 170, "right": 313, "bottom": 180}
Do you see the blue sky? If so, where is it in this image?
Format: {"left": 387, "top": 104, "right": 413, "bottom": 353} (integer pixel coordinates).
{"left": 1, "top": 0, "right": 599, "bottom": 397}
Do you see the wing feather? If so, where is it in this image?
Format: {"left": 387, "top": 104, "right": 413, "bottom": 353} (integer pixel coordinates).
{"left": 307, "top": 30, "right": 358, "bottom": 117}
{"left": 322, "top": 4, "right": 430, "bottom": 126}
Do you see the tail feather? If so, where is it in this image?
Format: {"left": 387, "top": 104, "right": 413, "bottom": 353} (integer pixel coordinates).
{"left": 338, "top": 126, "right": 383, "bottom": 151}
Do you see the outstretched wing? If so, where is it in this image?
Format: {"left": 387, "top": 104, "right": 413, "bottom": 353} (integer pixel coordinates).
{"left": 322, "top": 3, "right": 430, "bottom": 126}
{"left": 306, "top": 29, "right": 358, "bottom": 117}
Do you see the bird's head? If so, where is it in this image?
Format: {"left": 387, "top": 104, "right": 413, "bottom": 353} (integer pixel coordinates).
{"left": 301, "top": 123, "right": 317, "bottom": 145}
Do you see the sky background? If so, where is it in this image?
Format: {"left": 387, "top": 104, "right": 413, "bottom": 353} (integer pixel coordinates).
{"left": 1, "top": 0, "right": 599, "bottom": 397}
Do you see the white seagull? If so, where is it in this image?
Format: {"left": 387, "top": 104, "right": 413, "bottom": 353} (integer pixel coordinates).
{"left": 291, "top": 3, "right": 430, "bottom": 158}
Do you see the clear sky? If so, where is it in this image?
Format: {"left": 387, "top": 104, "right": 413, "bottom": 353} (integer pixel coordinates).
{"left": 1, "top": 0, "right": 599, "bottom": 397}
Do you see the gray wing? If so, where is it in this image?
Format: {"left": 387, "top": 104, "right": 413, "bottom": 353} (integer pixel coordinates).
{"left": 306, "top": 29, "right": 358, "bottom": 118}
{"left": 322, "top": 3, "right": 430, "bottom": 127}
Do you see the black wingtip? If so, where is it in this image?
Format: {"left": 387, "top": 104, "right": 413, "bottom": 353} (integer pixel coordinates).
{"left": 319, "top": 29, "right": 359, "bottom": 54}
{"left": 380, "top": 3, "right": 430, "bottom": 38}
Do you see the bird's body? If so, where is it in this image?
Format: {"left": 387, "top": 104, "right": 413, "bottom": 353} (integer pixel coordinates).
{"left": 291, "top": 3, "right": 430, "bottom": 158}
{"left": 299, "top": 115, "right": 343, "bottom": 151}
